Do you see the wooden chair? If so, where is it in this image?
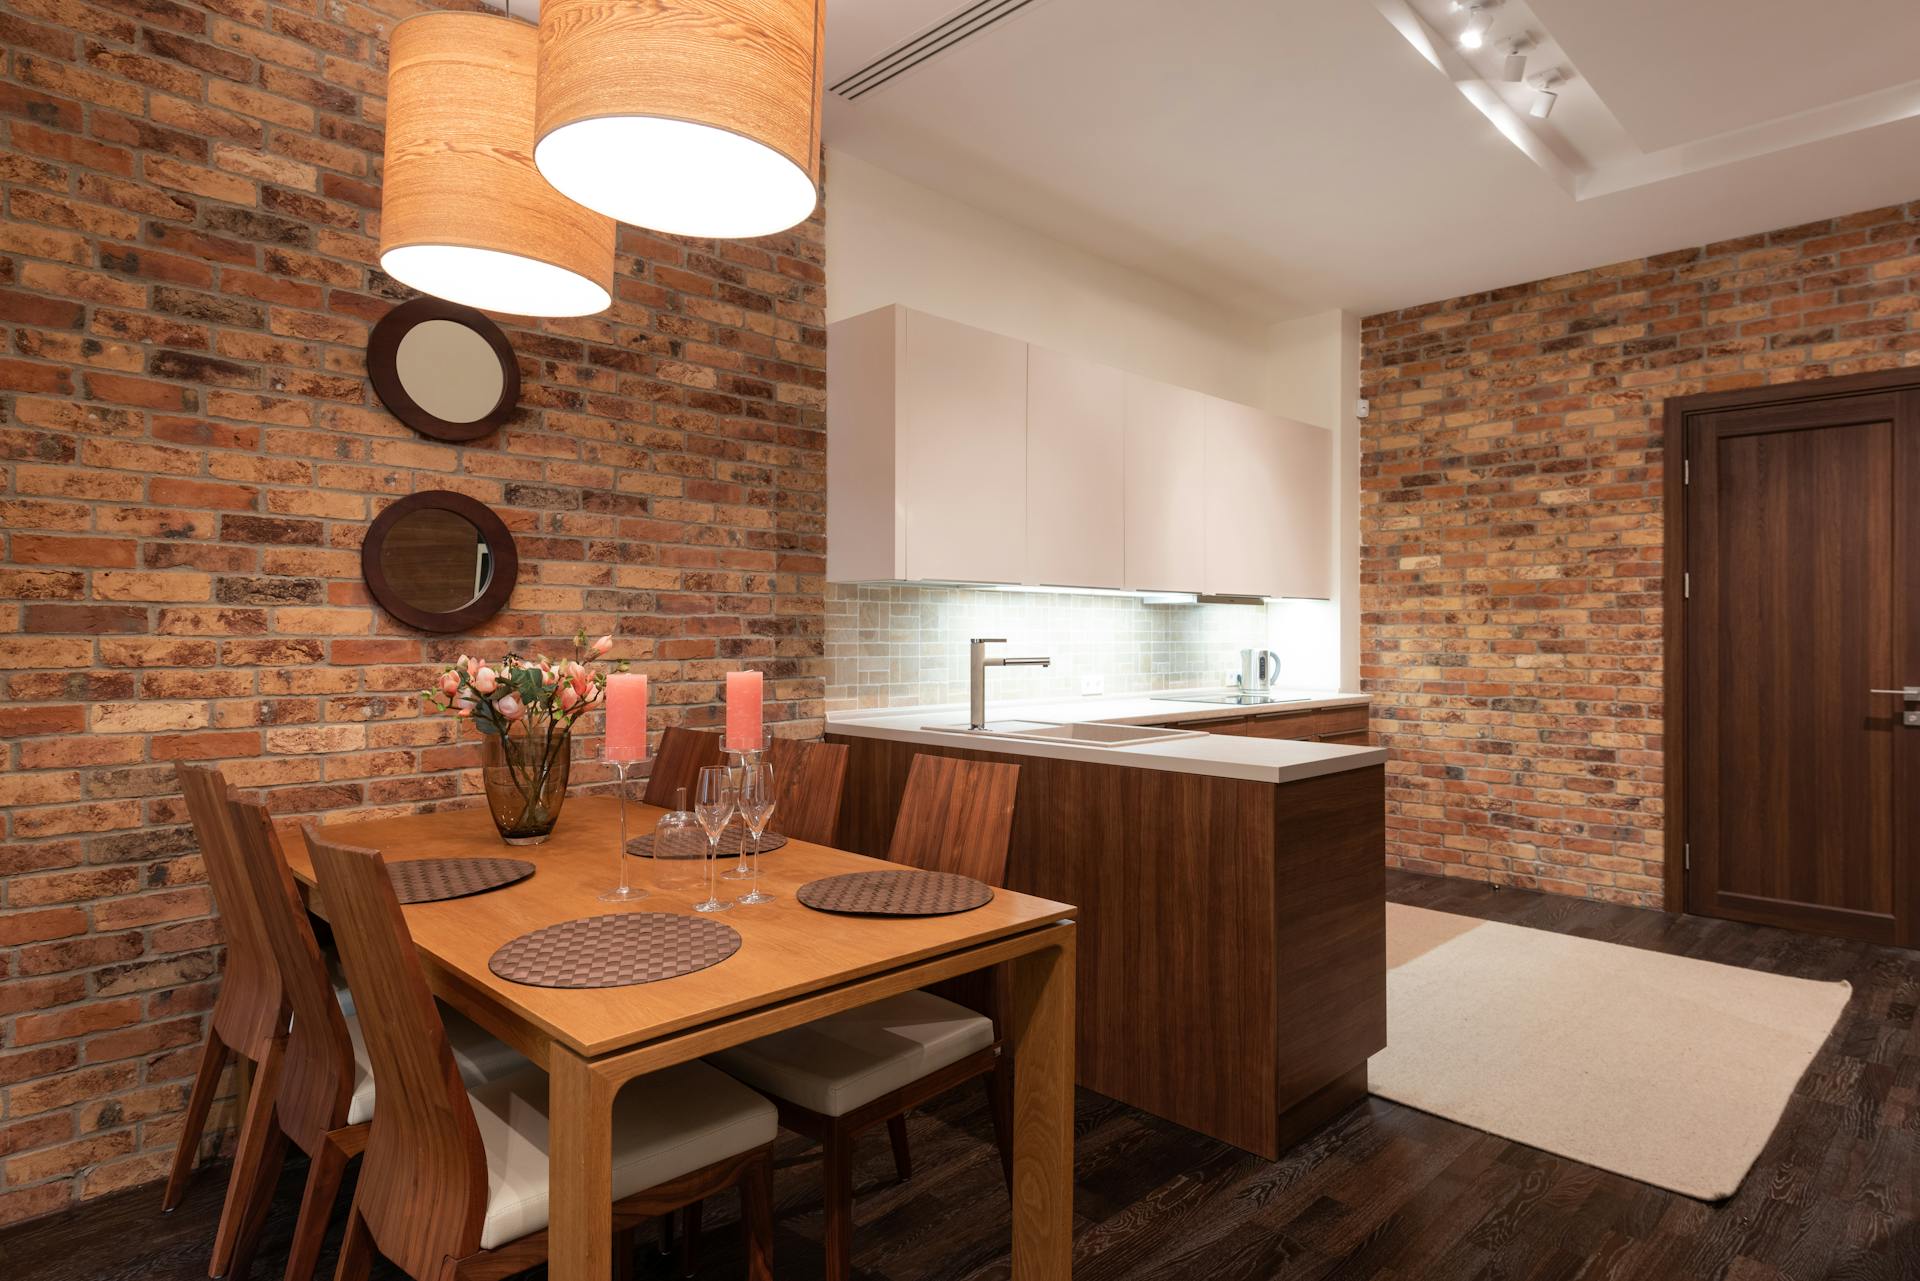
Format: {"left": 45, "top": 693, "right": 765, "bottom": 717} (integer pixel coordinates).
{"left": 166, "top": 766, "right": 289, "bottom": 1281}
{"left": 707, "top": 754, "right": 1021, "bottom": 1281}
{"left": 306, "top": 832, "right": 780, "bottom": 1281}
{"left": 641, "top": 726, "right": 726, "bottom": 808}
{"left": 765, "top": 737, "right": 850, "bottom": 847}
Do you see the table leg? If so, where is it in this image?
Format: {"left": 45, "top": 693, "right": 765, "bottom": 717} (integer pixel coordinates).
{"left": 548, "top": 1046, "right": 615, "bottom": 1281}
{"left": 1006, "top": 927, "right": 1075, "bottom": 1280}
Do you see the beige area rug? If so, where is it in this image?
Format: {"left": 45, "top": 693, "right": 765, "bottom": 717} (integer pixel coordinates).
{"left": 1370, "top": 904, "right": 1851, "bottom": 1200}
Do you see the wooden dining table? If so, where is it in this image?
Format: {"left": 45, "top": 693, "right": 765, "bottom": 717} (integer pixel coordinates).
{"left": 279, "top": 794, "right": 1078, "bottom": 1281}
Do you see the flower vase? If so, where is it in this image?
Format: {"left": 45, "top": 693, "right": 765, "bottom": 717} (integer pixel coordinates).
{"left": 481, "top": 719, "right": 572, "bottom": 845}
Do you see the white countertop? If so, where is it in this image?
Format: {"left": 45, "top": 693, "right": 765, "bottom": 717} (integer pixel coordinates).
{"left": 827, "top": 690, "right": 1382, "bottom": 784}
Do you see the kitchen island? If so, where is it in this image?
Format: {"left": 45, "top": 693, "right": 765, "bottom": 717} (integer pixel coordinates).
{"left": 827, "top": 692, "right": 1384, "bottom": 1160}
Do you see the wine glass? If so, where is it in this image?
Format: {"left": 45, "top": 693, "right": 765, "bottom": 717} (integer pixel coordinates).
{"left": 736, "top": 758, "right": 777, "bottom": 906}
{"left": 692, "top": 765, "right": 735, "bottom": 913}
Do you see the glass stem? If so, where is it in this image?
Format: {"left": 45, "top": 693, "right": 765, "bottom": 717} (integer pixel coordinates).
{"left": 615, "top": 761, "right": 630, "bottom": 895}
{"left": 708, "top": 834, "right": 721, "bottom": 903}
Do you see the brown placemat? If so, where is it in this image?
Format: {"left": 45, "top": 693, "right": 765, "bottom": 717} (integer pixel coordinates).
{"left": 488, "top": 913, "right": 741, "bottom": 988}
{"left": 386, "top": 857, "right": 534, "bottom": 905}
{"left": 626, "top": 829, "right": 790, "bottom": 858}
{"left": 796, "top": 870, "right": 994, "bottom": 917}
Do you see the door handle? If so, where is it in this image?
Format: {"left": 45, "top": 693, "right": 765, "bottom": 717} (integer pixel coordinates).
{"left": 1869, "top": 687, "right": 1920, "bottom": 725}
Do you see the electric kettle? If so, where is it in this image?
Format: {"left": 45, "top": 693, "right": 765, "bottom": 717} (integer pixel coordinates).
{"left": 1240, "top": 648, "right": 1281, "bottom": 694}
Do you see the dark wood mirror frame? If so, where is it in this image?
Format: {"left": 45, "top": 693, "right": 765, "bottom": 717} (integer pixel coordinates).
{"left": 367, "top": 298, "right": 520, "bottom": 442}
{"left": 361, "top": 490, "right": 518, "bottom": 633}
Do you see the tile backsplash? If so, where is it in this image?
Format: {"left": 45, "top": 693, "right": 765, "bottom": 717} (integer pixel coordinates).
{"left": 824, "top": 583, "right": 1335, "bottom": 710}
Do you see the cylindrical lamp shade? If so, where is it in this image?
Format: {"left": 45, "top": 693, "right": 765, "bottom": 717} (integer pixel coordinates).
{"left": 535, "top": 0, "right": 823, "bottom": 239}
{"left": 380, "top": 13, "right": 616, "bottom": 317}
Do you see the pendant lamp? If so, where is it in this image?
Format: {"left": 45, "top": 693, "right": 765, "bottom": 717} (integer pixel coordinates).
{"left": 534, "top": 0, "right": 824, "bottom": 240}
{"left": 379, "top": 12, "right": 616, "bottom": 317}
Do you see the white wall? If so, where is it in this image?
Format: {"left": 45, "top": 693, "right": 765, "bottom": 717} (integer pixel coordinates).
{"left": 826, "top": 147, "right": 1272, "bottom": 404}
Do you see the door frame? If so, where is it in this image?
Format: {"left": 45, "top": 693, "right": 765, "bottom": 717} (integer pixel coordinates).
{"left": 1663, "top": 366, "right": 1920, "bottom": 915}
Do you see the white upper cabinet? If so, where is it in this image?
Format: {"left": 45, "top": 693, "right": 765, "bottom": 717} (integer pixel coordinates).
{"left": 1123, "top": 374, "right": 1207, "bottom": 592}
{"left": 1026, "top": 347, "right": 1125, "bottom": 589}
{"left": 1202, "top": 397, "right": 1334, "bottom": 599}
{"left": 901, "top": 310, "right": 1028, "bottom": 583}
{"left": 827, "top": 305, "right": 1334, "bottom": 597}
{"left": 826, "top": 306, "right": 1027, "bottom": 585}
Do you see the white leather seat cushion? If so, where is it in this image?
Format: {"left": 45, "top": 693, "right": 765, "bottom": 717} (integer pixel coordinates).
{"left": 344, "top": 998, "right": 527, "bottom": 1126}
{"left": 474, "top": 1060, "right": 777, "bottom": 1249}
{"left": 707, "top": 991, "right": 994, "bottom": 1118}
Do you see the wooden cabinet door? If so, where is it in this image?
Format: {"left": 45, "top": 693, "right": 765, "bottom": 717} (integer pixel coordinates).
{"left": 1686, "top": 388, "right": 1920, "bottom": 945}
{"left": 1123, "top": 374, "right": 1208, "bottom": 591}
{"left": 1241, "top": 706, "right": 1368, "bottom": 741}
{"left": 900, "top": 310, "right": 1028, "bottom": 584}
{"left": 1027, "top": 347, "right": 1125, "bottom": 589}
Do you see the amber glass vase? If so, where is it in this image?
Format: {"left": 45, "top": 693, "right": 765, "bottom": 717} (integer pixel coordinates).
{"left": 481, "top": 719, "right": 572, "bottom": 845}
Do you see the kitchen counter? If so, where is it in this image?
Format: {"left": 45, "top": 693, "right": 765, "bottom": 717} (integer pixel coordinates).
{"left": 826, "top": 689, "right": 1379, "bottom": 784}
{"left": 826, "top": 686, "right": 1386, "bottom": 1159}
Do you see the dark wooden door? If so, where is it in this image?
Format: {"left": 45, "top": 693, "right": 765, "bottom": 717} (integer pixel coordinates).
{"left": 1685, "top": 387, "right": 1920, "bottom": 945}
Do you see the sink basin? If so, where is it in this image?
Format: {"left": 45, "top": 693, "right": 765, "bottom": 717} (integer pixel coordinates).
{"left": 923, "top": 721, "right": 1203, "bottom": 746}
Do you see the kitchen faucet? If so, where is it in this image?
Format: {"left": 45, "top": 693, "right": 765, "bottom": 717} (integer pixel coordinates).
{"left": 969, "top": 637, "right": 1051, "bottom": 729}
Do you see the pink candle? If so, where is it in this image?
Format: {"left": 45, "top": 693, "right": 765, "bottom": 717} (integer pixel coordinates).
{"left": 725, "top": 670, "right": 763, "bottom": 752}
{"left": 603, "top": 673, "right": 649, "bottom": 762}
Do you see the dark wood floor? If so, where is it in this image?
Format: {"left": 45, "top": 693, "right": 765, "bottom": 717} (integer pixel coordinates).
{"left": 8, "top": 870, "right": 1918, "bottom": 1281}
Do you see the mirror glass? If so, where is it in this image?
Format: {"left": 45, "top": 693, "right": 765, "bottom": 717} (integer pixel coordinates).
{"left": 376, "top": 506, "right": 492, "bottom": 613}
{"left": 393, "top": 319, "right": 505, "bottom": 424}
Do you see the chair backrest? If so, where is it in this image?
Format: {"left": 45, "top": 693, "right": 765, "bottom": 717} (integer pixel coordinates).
{"left": 642, "top": 726, "right": 726, "bottom": 807}
{"left": 885, "top": 754, "right": 1021, "bottom": 887}
{"left": 766, "top": 736, "right": 849, "bottom": 846}
{"left": 306, "top": 834, "right": 488, "bottom": 1276}
{"left": 225, "top": 798, "right": 355, "bottom": 1154}
{"left": 176, "top": 765, "right": 286, "bottom": 1061}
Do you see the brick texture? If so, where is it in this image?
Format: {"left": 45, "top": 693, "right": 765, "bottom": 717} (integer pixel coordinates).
{"left": 1361, "top": 202, "right": 1920, "bottom": 907}
{"left": 0, "top": 0, "right": 826, "bottom": 1222}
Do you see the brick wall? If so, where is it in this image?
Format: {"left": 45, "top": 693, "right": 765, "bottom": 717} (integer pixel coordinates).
{"left": 0, "top": 0, "right": 826, "bottom": 1223}
{"left": 1360, "top": 201, "right": 1920, "bottom": 906}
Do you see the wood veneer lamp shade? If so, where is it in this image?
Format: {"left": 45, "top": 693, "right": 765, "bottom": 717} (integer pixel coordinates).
{"left": 379, "top": 12, "right": 616, "bottom": 318}
{"left": 534, "top": 0, "right": 824, "bottom": 239}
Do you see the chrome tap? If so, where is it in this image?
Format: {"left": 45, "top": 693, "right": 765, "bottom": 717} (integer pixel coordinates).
{"left": 969, "top": 638, "right": 1051, "bottom": 729}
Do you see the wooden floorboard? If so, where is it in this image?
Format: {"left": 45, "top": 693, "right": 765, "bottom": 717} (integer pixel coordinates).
{"left": 7, "top": 870, "right": 1919, "bottom": 1281}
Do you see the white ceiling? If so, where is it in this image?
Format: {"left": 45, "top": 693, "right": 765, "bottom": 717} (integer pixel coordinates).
{"left": 821, "top": 0, "right": 1920, "bottom": 321}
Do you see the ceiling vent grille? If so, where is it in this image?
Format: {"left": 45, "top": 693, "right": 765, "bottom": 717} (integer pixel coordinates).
{"left": 830, "top": 0, "right": 1043, "bottom": 100}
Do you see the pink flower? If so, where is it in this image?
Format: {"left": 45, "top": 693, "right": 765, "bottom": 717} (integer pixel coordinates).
{"left": 454, "top": 696, "right": 476, "bottom": 717}
{"left": 439, "top": 671, "right": 460, "bottom": 696}
{"left": 592, "top": 634, "right": 613, "bottom": 656}
{"left": 495, "top": 694, "right": 525, "bottom": 721}
{"left": 472, "top": 666, "right": 497, "bottom": 695}
{"left": 464, "top": 656, "right": 479, "bottom": 678}
{"left": 571, "top": 669, "right": 591, "bottom": 698}
{"left": 559, "top": 684, "right": 581, "bottom": 712}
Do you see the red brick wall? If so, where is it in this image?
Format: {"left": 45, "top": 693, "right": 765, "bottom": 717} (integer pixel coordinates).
{"left": 0, "top": 0, "right": 826, "bottom": 1223}
{"left": 1361, "top": 202, "right": 1920, "bottom": 906}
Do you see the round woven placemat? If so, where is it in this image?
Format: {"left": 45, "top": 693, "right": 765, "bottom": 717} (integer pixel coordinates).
{"left": 626, "top": 829, "right": 790, "bottom": 858}
{"left": 488, "top": 913, "right": 741, "bottom": 988}
{"left": 386, "top": 857, "right": 534, "bottom": 905}
{"left": 796, "top": 870, "right": 994, "bottom": 917}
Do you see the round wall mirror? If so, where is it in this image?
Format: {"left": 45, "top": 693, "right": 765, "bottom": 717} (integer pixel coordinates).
{"left": 367, "top": 299, "right": 520, "bottom": 442}
{"left": 361, "top": 491, "right": 518, "bottom": 632}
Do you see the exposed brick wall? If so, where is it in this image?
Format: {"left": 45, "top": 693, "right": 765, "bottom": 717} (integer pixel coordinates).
{"left": 0, "top": 0, "right": 826, "bottom": 1223}
{"left": 1361, "top": 201, "right": 1920, "bottom": 907}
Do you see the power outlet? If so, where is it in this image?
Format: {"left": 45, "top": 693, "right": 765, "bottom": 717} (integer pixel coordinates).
{"left": 1080, "top": 674, "right": 1105, "bottom": 696}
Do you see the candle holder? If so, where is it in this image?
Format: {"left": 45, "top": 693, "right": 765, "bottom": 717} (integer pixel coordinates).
{"left": 720, "top": 746, "right": 763, "bottom": 881}
{"left": 596, "top": 756, "right": 650, "bottom": 903}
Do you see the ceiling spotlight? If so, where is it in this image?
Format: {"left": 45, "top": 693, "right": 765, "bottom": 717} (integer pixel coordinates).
{"left": 1499, "top": 38, "right": 1529, "bottom": 82}
{"left": 1458, "top": 5, "right": 1491, "bottom": 49}
{"left": 1529, "top": 70, "right": 1562, "bottom": 119}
